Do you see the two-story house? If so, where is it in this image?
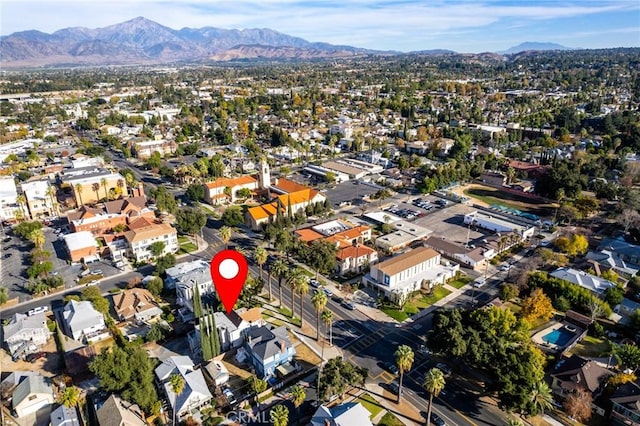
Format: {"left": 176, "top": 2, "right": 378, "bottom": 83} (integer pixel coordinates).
{"left": 244, "top": 325, "right": 295, "bottom": 379}
{"left": 154, "top": 356, "right": 212, "bottom": 421}
{"left": 203, "top": 175, "right": 259, "bottom": 205}
{"left": 123, "top": 222, "right": 178, "bottom": 262}
{"left": 113, "top": 288, "right": 163, "bottom": 323}
{"left": 21, "top": 180, "right": 56, "bottom": 220}
{"left": 62, "top": 300, "right": 107, "bottom": 342}
{"left": 165, "top": 260, "right": 215, "bottom": 319}
{"left": 3, "top": 313, "right": 50, "bottom": 358}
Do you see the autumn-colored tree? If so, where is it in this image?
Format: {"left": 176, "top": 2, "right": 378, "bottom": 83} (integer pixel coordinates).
{"left": 563, "top": 388, "right": 592, "bottom": 423}
{"left": 608, "top": 372, "right": 637, "bottom": 388}
{"left": 554, "top": 234, "right": 589, "bottom": 256}
{"left": 521, "top": 288, "right": 554, "bottom": 323}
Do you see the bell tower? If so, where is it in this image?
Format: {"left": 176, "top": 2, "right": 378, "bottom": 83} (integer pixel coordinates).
{"left": 258, "top": 158, "right": 271, "bottom": 190}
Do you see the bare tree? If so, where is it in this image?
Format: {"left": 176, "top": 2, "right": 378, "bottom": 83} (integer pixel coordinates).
{"left": 620, "top": 209, "right": 640, "bottom": 233}
{"left": 563, "top": 388, "right": 592, "bottom": 423}
{"left": 587, "top": 298, "right": 605, "bottom": 320}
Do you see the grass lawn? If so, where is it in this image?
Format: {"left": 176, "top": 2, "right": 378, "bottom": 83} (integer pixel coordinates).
{"left": 419, "top": 286, "right": 452, "bottom": 306}
{"left": 463, "top": 185, "right": 555, "bottom": 217}
{"left": 356, "top": 393, "right": 384, "bottom": 419}
{"left": 179, "top": 242, "right": 198, "bottom": 253}
{"left": 570, "top": 335, "right": 612, "bottom": 358}
{"left": 178, "top": 236, "right": 190, "bottom": 244}
{"left": 448, "top": 275, "right": 472, "bottom": 289}
{"left": 377, "top": 412, "right": 404, "bottom": 426}
{"left": 381, "top": 307, "right": 409, "bottom": 322}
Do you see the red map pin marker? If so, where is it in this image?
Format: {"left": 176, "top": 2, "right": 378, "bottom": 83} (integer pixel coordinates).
{"left": 210, "top": 249, "right": 248, "bottom": 313}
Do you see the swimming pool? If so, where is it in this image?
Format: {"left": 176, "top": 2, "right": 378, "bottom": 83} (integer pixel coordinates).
{"left": 542, "top": 328, "right": 575, "bottom": 346}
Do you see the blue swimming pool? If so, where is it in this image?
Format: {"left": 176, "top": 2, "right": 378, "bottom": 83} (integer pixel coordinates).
{"left": 543, "top": 328, "right": 575, "bottom": 346}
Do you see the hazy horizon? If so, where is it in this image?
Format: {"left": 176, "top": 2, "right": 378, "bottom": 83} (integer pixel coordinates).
{"left": 2, "top": 0, "right": 639, "bottom": 53}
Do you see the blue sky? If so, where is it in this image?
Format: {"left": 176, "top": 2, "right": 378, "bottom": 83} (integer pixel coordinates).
{"left": 2, "top": 0, "right": 639, "bottom": 52}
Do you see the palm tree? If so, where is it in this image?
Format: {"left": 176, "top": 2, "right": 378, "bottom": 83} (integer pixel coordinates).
{"left": 530, "top": 381, "right": 554, "bottom": 415}
{"left": 423, "top": 368, "right": 446, "bottom": 425}
{"left": 219, "top": 226, "right": 232, "bottom": 249}
{"left": 289, "top": 385, "right": 306, "bottom": 416}
{"left": 116, "top": 179, "right": 125, "bottom": 198}
{"left": 507, "top": 418, "right": 524, "bottom": 426}
{"left": 321, "top": 310, "right": 333, "bottom": 346}
{"left": 169, "top": 373, "right": 185, "bottom": 424}
{"left": 74, "top": 183, "right": 84, "bottom": 207}
{"left": 272, "top": 258, "right": 288, "bottom": 307}
{"left": 286, "top": 267, "right": 306, "bottom": 320}
{"left": 45, "top": 186, "right": 58, "bottom": 216}
{"left": 296, "top": 277, "right": 309, "bottom": 327}
{"left": 16, "top": 194, "right": 27, "bottom": 221}
{"left": 91, "top": 182, "right": 100, "bottom": 203}
{"left": 28, "top": 229, "right": 45, "bottom": 250}
{"left": 311, "top": 290, "right": 328, "bottom": 341}
{"left": 100, "top": 177, "right": 108, "bottom": 201}
{"left": 270, "top": 404, "right": 289, "bottom": 426}
{"left": 394, "top": 345, "right": 414, "bottom": 403}
{"left": 255, "top": 245, "right": 268, "bottom": 283}
{"left": 59, "top": 386, "right": 80, "bottom": 408}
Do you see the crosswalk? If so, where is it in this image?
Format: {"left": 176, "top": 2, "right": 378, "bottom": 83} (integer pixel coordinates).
{"left": 344, "top": 329, "right": 385, "bottom": 352}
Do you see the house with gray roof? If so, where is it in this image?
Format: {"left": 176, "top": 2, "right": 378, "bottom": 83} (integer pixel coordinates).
{"left": 96, "top": 394, "right": 146, "bottom": 426}
{"left": 550, "top": 354, "right": 614, "bottom": 398}
{"left": 244, "top": 325, "right": 295, "bottom": 379}
{"left": 50, "top": 404, "right": 80, "bottom": 426}
{"left": 587, "top": 249, "right": 640, "bottom": 278}
{"left": 3, "top": 312, "right": 50, "bottom": 358}
{"left": 154, "top": 356, "right": 212, "bottom": 421}
{"left": 599, "top": 237, "right": 640, "bottom": 266}
{"left": 165, "top": 260, "right": 214, "bottom": 319}
{"left": 550, "top": 267, "right": 617, "bottom": 296}
{"left": 310, "top": 402, "right": 373, "bottom": 426}
{"left": 10, "top": 373, "right": 54, "bottom": 418}
{"left": 62, "top": 300, "right": 106, "bottom": 342}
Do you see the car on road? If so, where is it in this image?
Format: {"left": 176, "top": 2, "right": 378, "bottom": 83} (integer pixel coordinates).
{"left": 430, "top": 413, "right": 446, "bottom": 426}
{"left": 473, "top": 278, "right": 486, "bottom": 288}
{"left": 436, "top": 363, "right": 452, "bottom": 376}
{"left": 86, "top": 280, "right": 99, "bottom": 286}
{"left": 383, "top": 362, "right": 399, "bottom": 375}
{"left": 332, "top": 295, "right": 344, "bottom": 304}
{"left": 418, "top": 344, "right": 431, "bottom": 356}
{"left": 93, "top": 269, "right": 103, "bottom": 275}
{"left": 4, "top": 253, "right": 11, "bottom": 258}
{"left": 323, "top": 287, "right": 334, "bottom": 297}
{"left": 387, "top": 381, "right": 402, "bottom": 395}
{"left": 27, "top": 306, "right": 49, "bottom": 316}
{"left": 499, "top": 264, "right": 511, "bottom": 272}
{"left": 342, "top": 301, "right": 357, "bottom": 310}
{"left": 223, "top": 388, "right": 236, "bottom": 405}
{"left": 309, "top": 279, "right": 320, "bottom": 288}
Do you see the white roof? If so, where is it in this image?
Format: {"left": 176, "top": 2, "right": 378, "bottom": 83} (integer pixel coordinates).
{"left": 155, "top": 356, "right": 212, "bottom": 414}
{"left": 3, "top": 312, "right": 48, "bottom": 341}
{"left": 62, "top": 300, "right": 105, "bottom": 334}
{"left": 0, "top": 177, "right": 18, "bottom": 200}
{"left": 63, "top": 231, "right": 98, "bottom": 252}
{"left": 550, "top": 267, "right": 616, "bottom": 295}
{"left": 21, "top": 180, "right": 50, "bottom": 201}
{"left": 363, "top": 211, "right": 402, "bottom": 224}
{"left": 310, "top": 402, "right": 373, "bottom": 426}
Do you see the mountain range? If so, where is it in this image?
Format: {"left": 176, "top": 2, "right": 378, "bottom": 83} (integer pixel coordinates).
{"left": 500, "top": 42, "right": 571, "bottom": 54}
{"left": 0, "top": 17, "right": 570, "bottom": 68}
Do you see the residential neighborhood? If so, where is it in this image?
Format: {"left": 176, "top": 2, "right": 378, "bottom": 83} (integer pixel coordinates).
{"left": 0, "top": 33, "right": 639, "bottom": 426}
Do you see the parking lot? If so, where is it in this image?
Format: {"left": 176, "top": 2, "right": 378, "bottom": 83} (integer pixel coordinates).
{"left": 323, "top": 179, "right": 382, "bottom": 208}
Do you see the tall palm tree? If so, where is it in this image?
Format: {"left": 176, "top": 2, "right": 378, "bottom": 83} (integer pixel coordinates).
{"left": 255, "top": 245, "right": 268, "bottom": 282}
{"left": 100, "top": 177, "right": 108, "bottom": 201}
{"left": 272, "top": 258, "right": 288, "bottom": 307}
{"left": 59, "top": 386, "right": 80, "bottom": 408}
{"left": 311, "top": 290, "right": 328, "bottom": 341}
{"left": 91, "top": 182, "right": 100, "bottom": 203}
{"left": 45, "top": 186, "right": 58, "bottom": 216}
{"left": 296, "top": 277, "right": 309, "bottom": 327}
{"left": 530, "top": 381, "right": 554, "bottom": 415}
{"left": 16, "top": 194, "right": 27, "bottom": 221}
{"left": 169, "top": 373, "right": 185, "bottom": 425}
{"left": 270, "top": 404, "right": 289, "bottom": 426}
{"left": 74, "top": 183, "right": 84, "bottom": 207}
{"left": 219, "top": 226, "right": 232, "bottom": 249}
{"left": 423, "top": 368, "right": 446, "bottom": 425}
{"left": 286, "top": 267, "right": 306, "bottom": 320}
{"left": 289, "top": 385, "right": 306, "bottom": 417}
{"left": 116, "top": 179, "right": 125, "bottom": 198}
{"left": 321, "top": 310, "right": 333, "bottom": 346}
{"left": 394, "top": 345, "right": 414, "bottom": 403}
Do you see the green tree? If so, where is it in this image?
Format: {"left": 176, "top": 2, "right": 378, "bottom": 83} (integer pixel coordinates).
{"left": 530, "top": 381, "right": 554, "bottom": 415}
{"left": 321, "top": 309, "right": 333, "bottom": 346}
{"left": 185, "top": 184, "right": 205, "bottom": 202}
{"left": 500, "top": 283, "right": 519, "bottom": 302}
{"left": 59, "top": 386, "right": 80, "bottom": 408}
{"left": 169, "top": 373, "right": 185, "bottom": 425}
{"left": 81, "top": 286, "right": 110, "bottom": 315}
{"left": 219, "top": 226, "right": 232, "bottom": 249}
{"left": 270, "top": 404, "right": 289, "bottom": 426}
{"left": 145, "top": 323, "right": 167, "bottom": 343}
{"left": 221, "top": 205, "right": 244, "bottom": 226}
{"left": 175, "top": 208, "right": 206, "bottom": 237}
{"left": 423, "top": 368, "right": 446, "bottom": 426}
{"left": 146, "top": 277, "right": 164, "bottom": 296}
{"left": 272, "top": 258, "right": 288, "bottom": 307}
{"left": 616, "top": 344, "right": 640, "bottom": 371}
{"left": 0, "top": 287, "right": 8, "bottom": 305}
{"left": 605, "top": 286, "right": 624, "bottom": 307}
{"left": 28, "top": 229, "right": 45, "bottom": 250}
{"left": 156, "top": 253, "right": 176, "bottom": 276}
{"left": 289, "top": 385, "right": 306, "bottom": 414}
{"left": 395, "top": 345, "right": 414, "bottom": 403}
{"left": 89, "top": 345, "right": 159, "bottom": 414}
{"left": 149, "top": 186, "right": 178, "bottom": 214}
{"left": 149, "top": 241, "right": 166, "bottom": 258}
{"left": 311, "top": 290, "right": 328, "bottom": 341}
{"left": 318, "top": 357, "right": 367, "bottom": 401}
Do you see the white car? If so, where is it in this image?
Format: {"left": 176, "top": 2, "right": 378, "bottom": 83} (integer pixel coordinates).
{"left": 27, "top": 306, "right": 49, "bottom": 316}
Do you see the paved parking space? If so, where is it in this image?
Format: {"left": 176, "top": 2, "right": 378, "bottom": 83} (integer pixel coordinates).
{"left": 325, "top": 180, "right": 380, "bottom": 208}
{"left": 410, "top": 202, "right": 491, "bottom": 246}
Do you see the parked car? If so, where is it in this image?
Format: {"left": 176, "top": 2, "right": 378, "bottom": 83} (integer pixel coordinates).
{"left": 323, "top": 287, "right": 334, "bottom": 297}
{"left": 332, "top": 295, "right": 344, "bottom": 304}
{"left": 86, "top": 280, "right": 99, "bottom": 286}
{"left": 500, "top": 264, "right": 511, "bottom": 272}
{"left": 4, "top": 253, "right": 11, "bottom": 258}
{"left": 430, "top": 413, "right": 446, "bottom": 426}
{"left": 27, "top": 306, "right": 49, "bottom": 316}
{"left": 384, "top": 362, "right": 399, "bottom": 375}
{"left": 388, "top": 381, "right": 402, "bottom": 395}
{"left": 93, "top": 269, "right": 103, "bottom": 275}
{"left": 26, "top": 352, "right": 46, "bottom": 363}
{"left": 342, "top": 301, "right": 357, "bottom": 310}
{"left": 223, "top": 388, "right": 236, "bottom": 405}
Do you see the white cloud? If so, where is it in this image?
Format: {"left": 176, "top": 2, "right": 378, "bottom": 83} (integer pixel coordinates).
{"left": 1, "top": 0, "right": 637, "bottom": 51}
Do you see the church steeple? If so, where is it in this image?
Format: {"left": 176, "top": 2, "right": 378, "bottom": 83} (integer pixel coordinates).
{"left": 258, "top": 157, "right": 271, "bottom": 190}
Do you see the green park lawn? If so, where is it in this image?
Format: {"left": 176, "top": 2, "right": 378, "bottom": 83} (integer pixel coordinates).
{"left": 448, "top": 275, "right": 472, "bottom": 289}
{"left": 381, "top": 286, "right": 452, "bottom": 321}
{"left": 356, "top": 393, "right": 384, "bottom": 419}
{"left": 377, "top": 412, "right": 404, "bottom": 426}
